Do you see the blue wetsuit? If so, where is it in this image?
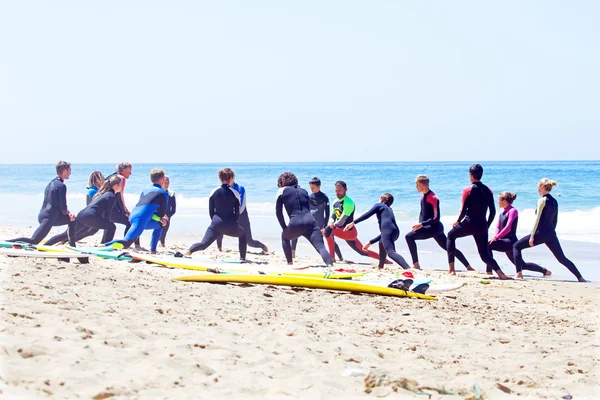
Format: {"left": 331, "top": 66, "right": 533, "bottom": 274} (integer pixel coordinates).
{"left": 354, "top": 203, "right": 410, "bottom": 269}
{"left": 188, "top": 184, "right": 247, "bottom": 258}
{"left": 9, "top": 177, "right": 76, "bottom": 246}
{"left": 215, "top": 182, "right": 265, "bottom": 251}
{"left": 513, "top": 194, "right": 583, "bottom": 280}
{"left": 86, "top": 186, "right": 99, "bottom": 205}
{"left": 105, "top": 184, "right": 168, "bottom": 252}
{"left": 276, "top": 185, "right": 333, "bottom": 266}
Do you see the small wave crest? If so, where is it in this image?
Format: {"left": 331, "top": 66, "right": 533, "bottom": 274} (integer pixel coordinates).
{"left": 441, "top": 206, "right": 600, "bottom": 244}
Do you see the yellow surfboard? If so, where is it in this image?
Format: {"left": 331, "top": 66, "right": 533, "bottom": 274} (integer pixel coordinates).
{"left": 173, "top": 274, "right": 437, "bottom": 300}
{"left": 36, "top": 245, "right": 68, "bottom": 253}
{"left": 132, "top": 253, "right": 363, "bottom": 279}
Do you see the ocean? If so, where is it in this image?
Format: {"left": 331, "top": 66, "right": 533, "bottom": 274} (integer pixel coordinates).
{"left": 1, "top": 161, "right": 598, "bottom": 281}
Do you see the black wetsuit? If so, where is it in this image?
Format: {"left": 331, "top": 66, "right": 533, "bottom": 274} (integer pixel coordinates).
{"left": 513, "top": 194, "right": 583, "bottom": 279}
{"left": 188, "top": 184, "right": 247, "bottom": 258}
{"left": 9, "top": 177, "right": 75, "bottom": 246}
{"left": 354, "top": 203, "right": 410, "bottom": 269}
{"left": 487, "top": 206, "right": 546, "bottom": 274}
{"left": 102, "top": 172, "right": 139, "bottom": 246}
{"left": 291, "top": 191, "right": 342, "bottom": 259}
{"left": 405, "top": 190, "right": 471, "bottom": 267}
{"left": 447, "top": 182, "right": 502, "bottom": 272}
{"left": 215, "top": 183, "right": 265, "bottom": 251}
{"left": 159, "top": 191, "right": 176, "bottom": 245}
{"left": 46, "top": 190, "right": 118, "bottom": 245}
{"left": 276, "top": 185, "right": 333, "bottom": 265}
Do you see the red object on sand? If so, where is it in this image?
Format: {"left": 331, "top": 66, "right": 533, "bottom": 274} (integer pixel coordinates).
{"left": 401, "top": 271, "right": 414, "bottom": 279}
{"left": 335, "top": 268, "right": 357, "bottom": 273}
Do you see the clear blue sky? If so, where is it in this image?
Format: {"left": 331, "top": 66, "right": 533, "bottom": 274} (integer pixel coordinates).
{"left": 1, "top": 1, "right": 598, "bottom": 163}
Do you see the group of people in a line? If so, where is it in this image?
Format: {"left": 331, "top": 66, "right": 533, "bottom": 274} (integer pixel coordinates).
{"left": 8, "top": 162, "right": 176, "bottom": 253}
{"left": 7, "top": 162, "right": 586, "bottom": 282}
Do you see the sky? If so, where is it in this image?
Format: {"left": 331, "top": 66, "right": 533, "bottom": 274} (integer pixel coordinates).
{"left": 1, "top": 1, "right": 598, "bottom": 163}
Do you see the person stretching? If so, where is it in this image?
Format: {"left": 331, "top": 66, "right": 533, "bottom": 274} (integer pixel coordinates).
{"left": 323, "top": 181, "right": 382, "bottom": 262}
{"left": 46, "top": 175, "right": 122, "bottom": 245}
{"left": 488, "top": 191, "right": 548, "bottom": 276}
{"left": 8, "top": 161, "right": 76, "bottom": 246}
{"left": 103, "top": 162, "right": 140, "bottom": 248}
{"left": 105, "top": 169, "right": 169, "bottom": 254}
{"left": 513, "top": 179, "right": 585, "bottom": 282}
{"left": 345, "top": 193, "right": 411, "bottom": 269}
{"left": 405, "top": 174, "right": 472, "bottom": 271}
{"left": 183, "top": 168, "right": 247, "bottom": 260}
{"left": 447, "top": 164, "right": 508, "bottom": 279}
{"left": 215, "top": 169, "right": 268, "bottom": 253}
{"left": 159, "top": 176, "right": 177, "bottom": 247}
{"left": 275, "top": 172, "right": 333, "bottom": 267}
{"left": 291, "top": 177, "right": 343, "bottom": 260}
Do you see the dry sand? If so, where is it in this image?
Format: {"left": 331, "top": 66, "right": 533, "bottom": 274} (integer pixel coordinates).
{"left": 1, "top": 227, "right": 599, "bottom": 399}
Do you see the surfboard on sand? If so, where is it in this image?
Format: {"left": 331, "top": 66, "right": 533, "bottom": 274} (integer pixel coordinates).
{"left": 64, "top": 246, "right": 132, "bottom": 260}
{"left": 173, "top": 274, "right": 437, "bottom": 300}
{"left": 0, "top": 248, "right": 89, "bottom": 260}
{"left": 131, "top": 253, "right": 364, "bottom": 279}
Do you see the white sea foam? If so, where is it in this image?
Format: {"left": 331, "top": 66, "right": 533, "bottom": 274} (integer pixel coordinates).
{"left": 4, "top": 193, "right": 600, "bottom": 244}
{"left": 441, "top": 206, "right": 600, "bottom": 244}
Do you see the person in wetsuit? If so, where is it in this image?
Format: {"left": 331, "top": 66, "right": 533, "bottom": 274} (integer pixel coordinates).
{"left": 513, "top": 179, "right": 586, "bottom": 282}
{"left": 405, "top": 174, "right": 473, "bottom": 271}
{"left": 8, "top": 161, "right": 76, "bottom": 246}
{"left": 345, "top": 193, "right": 410, "bottom": 269}
{"left": 86, "top": 171, "right": 105, "bottom": 205}
{"left": 323, "top": 181, "right": 382, "bottom": 262}
{"left": 183, "top": 168, "right": 247, "bottom": 260}
{"left": 276, "top": 172, "right": 333, "bottom": 267}
{"left": 290, "top": 177, "right": 343, "bottom": 260}
{"left": 46, "top": 175, "right": 122, "bottom": 245}
{"left": 487, "top": 191, "right": 548, "bottom": 276}
{"left": 446, "top": 164, "right": 508, "bottom": 279}
{"left": 215, "top": 169, "right": 268, "bottom": 253}
{"left": 102, "top": 162, "right": 141, "bottom": 248}
{"left": 105, "top": 169, "right": 169, "bottom": 254}
{"left": 159, "top": 176, "right": 177, "bottom": 247}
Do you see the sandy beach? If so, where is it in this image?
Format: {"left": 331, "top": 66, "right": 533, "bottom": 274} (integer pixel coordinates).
{"left": 1, "top": 226, "right": 599, "bottom": 399}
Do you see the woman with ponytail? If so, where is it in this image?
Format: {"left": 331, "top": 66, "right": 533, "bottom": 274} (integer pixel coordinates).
{"left": 45, "top": 175, "right": 123, "bottom": 245}
{"left": 488, "top": 191, "right": 546, "bottom": 276}
{"left": 512, "top": 179, "right": 586, "bottom": 282}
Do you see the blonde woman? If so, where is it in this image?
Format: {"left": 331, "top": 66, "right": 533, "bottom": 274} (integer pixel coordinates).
{"left": 512, "top": 179, "right": 586, "bottom": 282}
{"left": 86, "top": 171, "right": 105, "bottom": 205}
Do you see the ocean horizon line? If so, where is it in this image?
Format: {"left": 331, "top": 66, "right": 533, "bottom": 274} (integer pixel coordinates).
{"left": 2, "top": 159, "right": 599, "bottom": 166}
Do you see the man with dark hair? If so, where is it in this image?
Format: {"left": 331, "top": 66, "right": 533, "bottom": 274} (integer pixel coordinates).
{"left": 275, "top": 172, "right": 333, "bottom": 267}
{"left": 447, "top": 164, "right": 508, "bottom": 279}
{"left": 323, "top": 181, "right": 383, "bottom": 262}
{"left": 8, "top": 161, "right": 76, "bottom": 246}
{"left": 183, "top": 168, "right": 247, "bottom": 260}
{"left": 106, "top": 169, "right": 169, "bottom": 254}
{"left": 103, "top": 162, "right": 140, "bottom": 248}
{"left": 291, "top": 177, "right": 342, "bottom": 260}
